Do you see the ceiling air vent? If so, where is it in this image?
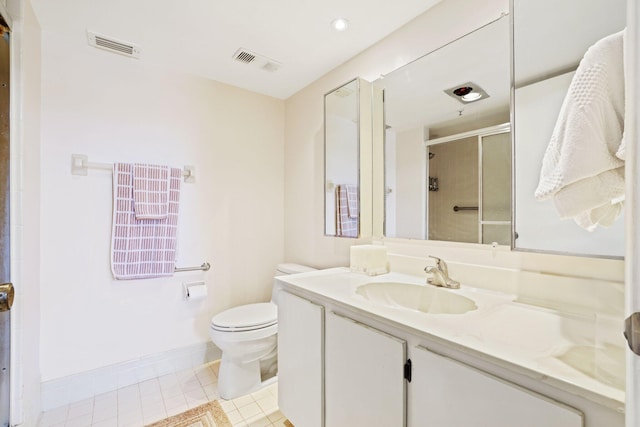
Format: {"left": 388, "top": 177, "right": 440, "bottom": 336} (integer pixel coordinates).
{"left": 235, "top": 50, "right": 256, "bottom": 64}
{"left": 233, "top": 48, "right": 282, "bottom": 72}
{"left": 87, "top": 31, "right": 141, "bottom": 58}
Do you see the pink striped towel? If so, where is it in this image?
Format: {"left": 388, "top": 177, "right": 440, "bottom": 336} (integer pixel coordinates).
{"left": 132, "top": 163, "right": 170, "bottom": 219}
{"left": 111, "top": 163, "right": 182, "bottom": 280}
{"left": 336, "top": 185, "right": 358, "bottom": 237}
{"left": 345, "top": 184, "right": 359, "bottom": 219}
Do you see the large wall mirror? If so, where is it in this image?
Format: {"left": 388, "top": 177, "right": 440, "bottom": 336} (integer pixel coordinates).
{"left": 512, "top": 0, "right": 626, "bottom": 258}
{"left": 373, "top": 16, "right": 511, "bottom": 244}
{"left": 325, "top": 78, "right": 372, "bottom": 238}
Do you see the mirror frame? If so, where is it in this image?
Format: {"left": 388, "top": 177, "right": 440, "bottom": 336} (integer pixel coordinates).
{"left": 509, "top": 0, "right": 625, "bottom": 259}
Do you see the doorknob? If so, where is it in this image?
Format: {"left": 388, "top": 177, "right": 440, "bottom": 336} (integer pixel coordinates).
{"left": 0, "top": 282, "right": 13, "bottom": 311}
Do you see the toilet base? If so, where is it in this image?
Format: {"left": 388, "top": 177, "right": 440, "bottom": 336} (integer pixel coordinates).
{"left": 218, "top": 355, "right": 278, "bottom": 400}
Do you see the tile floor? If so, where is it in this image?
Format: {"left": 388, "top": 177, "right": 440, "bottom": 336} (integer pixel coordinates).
{"left": 38, "top": 361, "right": 289, "bottom": 427}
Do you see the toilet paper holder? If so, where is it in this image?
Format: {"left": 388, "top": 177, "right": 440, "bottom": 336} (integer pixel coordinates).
{"left": 184, "top": 281, "right": 208, "bottom": 300}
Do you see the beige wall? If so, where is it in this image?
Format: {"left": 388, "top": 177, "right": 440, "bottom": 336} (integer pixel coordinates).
{"left": 37, "top": 30, "right": 285, "bottom": 381}
{"left": 12, "top": 0, "right": 43, "bottom": 423}
{"left": 394, "top": 127, "right": 426, "bottom": 239}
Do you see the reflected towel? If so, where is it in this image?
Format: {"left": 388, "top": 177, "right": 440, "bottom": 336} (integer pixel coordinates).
{"left": 111, "top": 163, "right": 182, "bottom": 280}
{"left": 534, "top": 30, "right": 625, "bottom": 231}
{"left": 336, "top": 185, "right": 357, "bottom": 237}
{"left": 132, "top": 163, "right": 171, "bottom": 219}
{"left": 345, "top": 184, "right": 359, "bottom": 219}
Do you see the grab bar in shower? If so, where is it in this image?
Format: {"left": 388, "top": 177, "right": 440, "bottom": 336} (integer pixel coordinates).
{"left": 453, "top": 205, "right": 479, "bottom": 212}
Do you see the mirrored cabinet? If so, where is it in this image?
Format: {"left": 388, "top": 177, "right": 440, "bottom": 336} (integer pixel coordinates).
{"left": 333, "top": 0, "right": 625, "bottom": 259}
{"left": 324, "top": 78, "right": 371, "bottom": 238}
{"left": 512, "top": 0, "right": 625, "bottom": 258}
{"left": 372, "top": 15, "right": 511, "bottom": 246}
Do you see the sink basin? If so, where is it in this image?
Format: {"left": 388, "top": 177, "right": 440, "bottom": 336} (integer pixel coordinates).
{"left": 356, "top": 282, "right": 477, "bottom": 315}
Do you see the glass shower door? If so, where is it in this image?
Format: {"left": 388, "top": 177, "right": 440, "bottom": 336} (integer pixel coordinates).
{"left": 479, "top": 131, "right": 511, "bottom": 245}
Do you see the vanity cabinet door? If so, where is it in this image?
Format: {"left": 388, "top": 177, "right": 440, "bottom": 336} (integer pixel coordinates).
{"left": 278, "top": 291, "right": 324, "bottom": 427}
{"left": 409, "top": 346, "right": 583, "bottom": 427}
{"left": 325, "top": 311, "right": 407, "bottom": 426}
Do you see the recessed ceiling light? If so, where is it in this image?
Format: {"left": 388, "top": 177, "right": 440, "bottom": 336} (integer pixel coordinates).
{"left": 461, "top": 92, "right": 482, "bottom": 102}
{"left": 443, "top": 82, "right": 490, "bottom": 104}
{"left": 331, "top": 17, "right": 349, "bottom": 32}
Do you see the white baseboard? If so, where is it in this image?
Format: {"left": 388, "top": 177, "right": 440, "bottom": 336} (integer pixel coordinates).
{"left": 41, "top": 342, "right": 221, "bottom": 411}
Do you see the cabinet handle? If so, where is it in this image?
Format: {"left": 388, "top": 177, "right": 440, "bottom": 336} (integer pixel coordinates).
{"left": 404, "top": 359, "right": 412, "bottom": 382}
{"left": 0, "top": 282, "right": 14, "bottom": 312}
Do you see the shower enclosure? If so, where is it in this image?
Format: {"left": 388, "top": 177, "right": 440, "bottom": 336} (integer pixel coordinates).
{"left": 426, "top": 124, "right": 511, "bottom": 244}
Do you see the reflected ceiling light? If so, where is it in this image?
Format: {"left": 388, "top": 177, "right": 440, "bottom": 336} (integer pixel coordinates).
{"left": 331, "top": 17, "right": 349, "bottom": 32}
{"left": 444, "top": 82, "right": 489, "bottom": 104}
{"left": 461, "top": 92, "right": 482, "bottom": 102}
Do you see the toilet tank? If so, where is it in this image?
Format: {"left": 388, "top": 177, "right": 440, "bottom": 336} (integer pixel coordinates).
{"left": 272, "top": 263, "right": 316, "bottom": 304}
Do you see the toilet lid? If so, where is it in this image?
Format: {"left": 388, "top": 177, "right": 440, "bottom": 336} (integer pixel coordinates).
{"left": 211, "top": 302, "right": 277, "bottom": 332}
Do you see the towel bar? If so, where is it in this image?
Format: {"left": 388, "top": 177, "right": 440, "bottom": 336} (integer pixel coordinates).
{"left": 175, "top": 262, "right": 211, "bottom": 273}
{"left": 71, "top": 154, "right": 196, "bottom": 183}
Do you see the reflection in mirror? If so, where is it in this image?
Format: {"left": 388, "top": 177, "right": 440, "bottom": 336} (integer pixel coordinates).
{"left": 426, "top": 125, "right": 511, "bottom": 244}
{"left": 512, "top": 0, "right": 626, "bottom": 258}
{"left": 374, "top": 16, "right": 511, "bottom": 244}
{"left": 325, "top": 79, "right": 360, "bottom": 237}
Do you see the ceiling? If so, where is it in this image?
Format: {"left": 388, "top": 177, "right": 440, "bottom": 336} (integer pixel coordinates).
{"left": 378, "top": 16, "right": 510, "bottom": 135}
{"left": 30, "top": 0, "right": 442, "bottom": 99}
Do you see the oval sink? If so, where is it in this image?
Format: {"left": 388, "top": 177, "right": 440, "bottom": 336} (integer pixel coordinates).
{"left": 356, "top": 282, "right": 477, "bottom": 315}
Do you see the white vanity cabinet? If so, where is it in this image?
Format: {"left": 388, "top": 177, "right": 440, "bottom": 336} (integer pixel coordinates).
{"left": 277, "top": 286, "right": 617, "bottom": 427}
{"left": 277, "top": 291, "right": 324, "bottom": 427}
{"left": 409, "top": 346, "right": 583, "bottom": 427}
{"left": 325, "top": 312, "right": 407, "bottom": 426}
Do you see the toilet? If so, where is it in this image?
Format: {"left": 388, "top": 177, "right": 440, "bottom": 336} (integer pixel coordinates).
{"left": 210, "top": 263, "right": 316, "bottom": 400}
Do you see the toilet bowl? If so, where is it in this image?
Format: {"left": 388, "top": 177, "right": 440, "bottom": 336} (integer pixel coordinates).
{"left": 210, "top": 263, "right": 315, "bottom": 400}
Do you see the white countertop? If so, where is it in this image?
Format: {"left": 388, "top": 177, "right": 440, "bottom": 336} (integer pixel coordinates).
{"left": 276, "top": 267, "right": 625, "bottom": 412}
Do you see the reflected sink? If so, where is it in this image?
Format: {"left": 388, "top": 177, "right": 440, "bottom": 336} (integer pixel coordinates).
{"left": 356, "top": 282, "right": 477, "bottom": 315}
{"left": 555, "top": 344, "right": 625, "bottom": 391}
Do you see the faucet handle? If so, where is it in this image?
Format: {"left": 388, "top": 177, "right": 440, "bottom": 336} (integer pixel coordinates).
{"left": 428, "top": 255, "right": 448, "bottom": 276}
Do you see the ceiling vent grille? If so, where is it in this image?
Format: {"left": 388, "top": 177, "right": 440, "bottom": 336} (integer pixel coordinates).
{"left": 235, "top": 50, "right": 256, "bottom": 64}
{"left": 87, "top": 31, "right": 141, "bottom": 58}
{"left": 233, "top": 48, "right": 281, "bottom": 72}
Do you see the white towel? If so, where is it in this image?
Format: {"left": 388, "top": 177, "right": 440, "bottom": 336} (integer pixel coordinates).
{"left": 534, "top": 30, "right": 625, "bottom": 231}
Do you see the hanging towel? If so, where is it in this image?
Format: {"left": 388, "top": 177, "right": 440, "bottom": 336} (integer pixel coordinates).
{"left": 132, "top": 163, "right": 171, "bottom": 220}
{"left": 345, "top": 184, "right": 359, "bottom": 219}
{"left": 336, "top": 185, "right": 357, "bottom": 237}
{"left": 534, "top": 30, "right": 626, "bottom": 231}
{"left": 111, "top": 163, "right": 182, "bottom": 280}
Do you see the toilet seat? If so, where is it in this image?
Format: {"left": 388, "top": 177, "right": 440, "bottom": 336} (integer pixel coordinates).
{"left": 211, "top": 302, "right": 277, "bottom": 332}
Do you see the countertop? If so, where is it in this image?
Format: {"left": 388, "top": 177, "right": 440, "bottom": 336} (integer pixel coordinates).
{"left": 276, "top": 267, "right": 625, "bottom": 412}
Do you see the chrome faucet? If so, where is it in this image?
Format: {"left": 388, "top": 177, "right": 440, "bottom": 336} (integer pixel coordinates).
{"left": 424, "top": 256, "right": 460, "bottom": 289}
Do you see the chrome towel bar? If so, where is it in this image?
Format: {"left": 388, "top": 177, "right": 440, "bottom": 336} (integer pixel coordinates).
{"left": 175, "top": 262, "right": 211, "bottom": 273}
{"left": 71, "top": 154, "right": 196, "bottom": 183}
